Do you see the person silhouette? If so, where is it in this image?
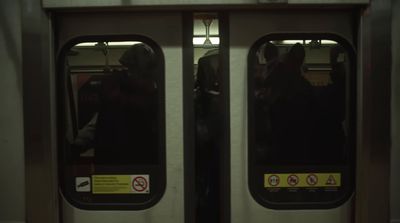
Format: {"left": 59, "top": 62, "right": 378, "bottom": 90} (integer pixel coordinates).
{"left": 94, "top": 44, "right": 159, "bottom": 167}
{"left": 261, "top": 43, "right": 315, "bottom": 164}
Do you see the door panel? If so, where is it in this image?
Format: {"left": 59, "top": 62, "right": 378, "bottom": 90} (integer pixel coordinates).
{"left": 57, "top": 13, "right": 184, "bottom": 223}
{"left": 229, "top": 11, "right": 355, "bottom": 223}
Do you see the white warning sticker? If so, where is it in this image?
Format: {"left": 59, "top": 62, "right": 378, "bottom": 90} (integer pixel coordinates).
{"left": 75, "top": 177, "right": 91, "bottom": 192}
{"left": 131, "top": 175, "right": 150, "bottom": 194}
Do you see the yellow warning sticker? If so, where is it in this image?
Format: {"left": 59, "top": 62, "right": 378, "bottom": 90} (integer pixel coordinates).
{"left": 92, "top": 175, "right": 150, "bottom": 194}
{"left": 264, "top": 173, "right": 341, "bottom": 188}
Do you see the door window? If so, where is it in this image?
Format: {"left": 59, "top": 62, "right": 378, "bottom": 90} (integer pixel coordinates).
{"left": 248, "top": 35, "right": 356, "bottom": 209}
{"left": 59, "top": 37, "right": 166, "bottom": 210}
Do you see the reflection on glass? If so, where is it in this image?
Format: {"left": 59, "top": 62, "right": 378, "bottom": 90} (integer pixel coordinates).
{"left": 63, "top": 40, "right": 165, "bottom": 198}
{"left": 61, "top": 40, "right": 164, "bottom": 208}
{"left": 69, "top": 43, "right": 159, "bottom": 167}
{"left": 252, "top": 40, "right": 348, "bottom": 165}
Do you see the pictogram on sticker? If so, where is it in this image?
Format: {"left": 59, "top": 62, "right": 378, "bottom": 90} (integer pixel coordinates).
{"left": 287, "top": 174, "right": 299, "bottom": 186}
{"left": 132, "top": 176, "right": 149, "bottom": 193}
{"left": 268, "top": 175, "right": 280, "bottom": 187}
{"left": 306, "top": 174, "right": 318, "bottom": 186}
{"left": 326, "top": 175, "right": 337, "bottom": 185}
{"left": 75, "top": 177, "right": 91, "bottom": 192}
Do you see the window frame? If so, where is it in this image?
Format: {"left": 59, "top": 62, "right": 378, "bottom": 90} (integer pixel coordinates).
{"left": 57, "top": 35, "right": 167, "bottom": 210}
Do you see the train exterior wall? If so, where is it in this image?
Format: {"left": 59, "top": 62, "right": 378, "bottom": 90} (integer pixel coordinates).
{"left": 0, "top": 0, "right": 25, "bottom": 223}
{"left": 41, "top": 0, "right": 368, "bottom": 8}
{"left": 1, "top": 0, "right": 398, "bottom": 223}
{"left": 391, "top": 0, "right": 400, "bottom": 222}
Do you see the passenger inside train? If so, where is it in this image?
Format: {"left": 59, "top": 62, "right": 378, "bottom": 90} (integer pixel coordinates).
{"left": 193, "top": 14, "right": 222, "bottom": 223}
{"left": 195, "top": 48, "right": 221, "bottom": 223}
{"left": 94, "top": 43, "right": 159, "bottom": 166}
{"left": 60, "top": 40, "right": 167, "bottom": 207}
{"left": 67, "top": 42, "right": 160, "bottom": 169}
{"left": 253, "top": 40, "right": 349, "bottom": 166}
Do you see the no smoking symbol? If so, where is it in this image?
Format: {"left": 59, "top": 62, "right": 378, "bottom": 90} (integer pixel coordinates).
{"left": 132, "top": 176, "right": 148, "bottom": 192}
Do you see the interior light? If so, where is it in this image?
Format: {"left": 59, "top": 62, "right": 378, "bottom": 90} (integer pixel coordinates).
{"left": 193, "top": 37, "right": 220, "bottom": 45}
{"left": 75, "top": 41, "right": 142, "bottom": 47}
{"left": 304, "top": 40, "right": 337, "bottom": 45}
{"left": 107, "top": 41, "right": 142, "bottom": 46}
{"left": 282, "top": 40, "right": 304, "bottom": 45}
{"left": 282, "top": 40, "right": 337, "bottom": 45}
{"left": 74, "top": 42, "right": 97, "bottom": 47}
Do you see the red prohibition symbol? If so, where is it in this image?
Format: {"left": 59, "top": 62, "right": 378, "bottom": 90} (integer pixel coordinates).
{"left": 287, "top": 174, "right": 299, "bottom": 186}
{"left": 306, "top": 174, "right": 318, "bottom": 186}
{"left": 132, "top": 176, "right": 148, "bottom": 192}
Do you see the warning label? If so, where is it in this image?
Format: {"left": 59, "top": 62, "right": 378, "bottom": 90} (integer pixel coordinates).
{"left": 326, "top": 175, "right": 337, "bottom": 186}
{"left": 264, "top": 173, "right": 341, "bottom": 188}
{"left": 267, "top": 175, "right": 280, "bottom": 187}
{"left": 75, "top": 177, "right": 91, "bottom": 192}
{"left": 132, "top": 175, "right": 150, "bottom": 193}
{"left": 287, "top": 174, "right": 299, "bottom": 186}
{"left": 306, "top": 174, "right": 318, "bottom": 186}
{"left": 92, "top": 175, "right": 150, "bottom": 194}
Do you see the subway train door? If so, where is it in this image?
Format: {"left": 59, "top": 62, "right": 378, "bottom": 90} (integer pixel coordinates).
{"left": 229, "top": 11, "right": 356, "bottom": 223}
{"left": 56, "top": 12, "right": 184, "bottom": 223}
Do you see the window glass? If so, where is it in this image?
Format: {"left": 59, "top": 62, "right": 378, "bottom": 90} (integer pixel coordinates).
{"left": 248, "top": 37, "right": 355, "bottom": 208}
{"left": 59, "top": 39, "right": 165, "bottom": 209}
{"left": 252, "top": 40, "right": 349, "bottom": 165}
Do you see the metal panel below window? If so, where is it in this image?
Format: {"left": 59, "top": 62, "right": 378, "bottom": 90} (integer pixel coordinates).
{"left": 42, "top": 0, "right": 368, "bottom": 9}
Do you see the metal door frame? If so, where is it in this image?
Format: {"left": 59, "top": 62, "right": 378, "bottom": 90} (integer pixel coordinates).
{"left": 40, "top": 0, "right": 369, "bottom": 8}
{"left": 21, "top": 3, "right": 190, "bottom": 222}
{"left": 57, "top": 11, "right": 185, "bottom": 223}
{"left": 355, "top": 0, "right": 391, "bottom": 223}
{"left": 22, "top": 0, "right": 59, "bottom": 222}
{"left": 225, "top": 6, "right": 382, "bottom": 222}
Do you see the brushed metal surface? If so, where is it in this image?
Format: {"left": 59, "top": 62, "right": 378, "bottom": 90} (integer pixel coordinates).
{"left": 42, "top": 0, "right": 367, "bottom": 8}
{"left": 0, "top": 0, "right": 25, "bottom": 222}
{"left": 0, "top": 221, "right": 26, "bottom": 223}
{"left": 355, "top": 0, "right": 391, "bottom": 222}
{"left": 43, "top": 0, "right": 256, "bottom": 8}
{"left": 391, "top": 0, "right": 400, "bottom": 222}
{"left": 260, "top": 0, "right": 368, "bottom": 3}
{"left": 229, "top": 11, "right": 354, "bottom": 223}
{"left": 287, "top": 0, "right": 367, "bottom": 4}
{"left": 22, "top": 0, "right": 59, "bottom": 222}
{"left": 57, "top": 13, "right": 184, "bottom": 223}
